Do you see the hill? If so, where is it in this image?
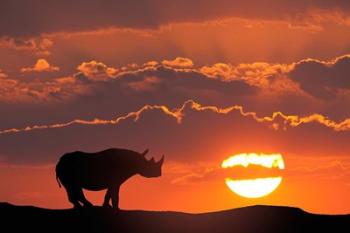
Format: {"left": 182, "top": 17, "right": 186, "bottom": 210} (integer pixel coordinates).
{"left": 0, "top": 202, "right": 349, "bottom": 233}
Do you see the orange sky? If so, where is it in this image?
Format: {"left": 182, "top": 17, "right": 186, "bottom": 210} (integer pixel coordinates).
{"left": 0, "top": 0, "right": 350, "bottom": 214}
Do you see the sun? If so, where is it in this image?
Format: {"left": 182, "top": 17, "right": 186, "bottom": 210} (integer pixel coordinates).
{"left": 221, "top": 153, "right": 285, "bottom": 198}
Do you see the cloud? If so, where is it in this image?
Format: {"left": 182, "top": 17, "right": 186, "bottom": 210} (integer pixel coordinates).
{"left": 75, "top": 57, "right": 300, "bottom": 95}
{"left": 198, "top": 54, "right": 350, "bottom": 98}
{"left": 21, "top": 59, "right": 59, "bottom": 73}
{"left": 126, "top": 76, "right": 161, "bottom": 91}
{"left": 76, "top": 60, "right": 118, "bottom": 81}
{"left": 199, "top": 62, "right": 299, "bottom": 93}
{"left": 0, "top": 70, "right": 24, "bottom": 102}
{"left": 0, "top": 54, "right": 350, "bottom": 143}
{"left": 162, "top": 57, "right": 194, "bottom": 69}
{"left": 289, "top": 160, "right": 350, "bottom": 178}
{"left": 0, "top": 73, "right": 87, "bottom": 103}
{"left": 200, "top": 62, "right": 292, "bottom": 82}
{"left": 290, "top": 55, "right": 350, "bottom": 99}
{"left": 0, "top": 69, "right": 7, "bottom": 78}
{"left": 0, "top": 56, "right": 255, "bottom": 103}
{"left": 0, "top": 37, "right": 53, "bottom": 55}
{"left": 167, "top": 161, "right": 219, "bottom": 185}
{"left": 1, "top": 98, "right": 350, "bottom": 136}
{"left": 287, "top": 10, "right": 350, "bottom": 32}
{"left": 170, "top": 155, "right": 350, "bottom": 186}
{"left": 1, "top": 1, "right": 350, "bottom": 37}
{"left": 1, "top": 54, "right": 350, "bottom": 108}
{"left": 0, "top": 54, "right": 349, "bottom": 117}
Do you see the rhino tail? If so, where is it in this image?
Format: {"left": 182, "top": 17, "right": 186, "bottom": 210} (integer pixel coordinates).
{"left": 55, "top": 164, "right": 62, "bottom": 188}
{"left": 56, "top": 174, "right": 62, "bottom": 188}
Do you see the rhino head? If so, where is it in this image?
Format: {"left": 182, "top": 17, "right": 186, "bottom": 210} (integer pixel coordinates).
{"left": 139, "top": 149, "right": 164, "bottom": 178}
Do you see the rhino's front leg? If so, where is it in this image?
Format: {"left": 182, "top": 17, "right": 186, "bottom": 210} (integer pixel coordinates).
{"left": 103, "top": 188, "right": 112, "bottom": 208}
{"left": 111, "top": 185, "right": 120, "bottom": 210}
{"left": 103, "top": 185, "right": 120, "bottom": 210}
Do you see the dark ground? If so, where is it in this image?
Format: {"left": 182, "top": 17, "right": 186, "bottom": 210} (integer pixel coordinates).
{"left": 0, "top": 202, "right": 349, "bottom": 233}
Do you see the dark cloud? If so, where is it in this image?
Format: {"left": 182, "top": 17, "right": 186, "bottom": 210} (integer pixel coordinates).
{"left": 1, "top": 56, "right": 350, "bottom": 164}
{"left": 0, "top": 58, "right": 255, "bottom": 164}
{"left": 0, "top": 58, "right": 257, "bottom": 136}
{"left": 290, "top": 55, "right": 350, "bottom": 99}
{"left": 0, "top": 37, "right": 52, "bottom": 55}
{"left": 1, "top": 55, "right": 350, "bottom": 130}
{"left": 1, "top": 97, "right": 350, "bottom": 165}
{"left": 1, "top": 0, "right": 350, "bottom": 37}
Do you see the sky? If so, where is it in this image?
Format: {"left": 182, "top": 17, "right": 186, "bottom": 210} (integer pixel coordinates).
{"left": 0, "top": 0, "right": 350, "bottom": 214}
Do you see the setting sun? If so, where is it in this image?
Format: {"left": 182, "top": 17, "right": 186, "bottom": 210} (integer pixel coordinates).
{"left": 222, "top": 153, "right": 285, "bottom": 198}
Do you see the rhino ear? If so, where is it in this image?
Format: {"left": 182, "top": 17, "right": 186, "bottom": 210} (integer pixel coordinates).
{"left": 157, "top": 155, "right": 165, "bottom": 166}
{"left": 142, "top": 149, "right": 149, "bottom": 157}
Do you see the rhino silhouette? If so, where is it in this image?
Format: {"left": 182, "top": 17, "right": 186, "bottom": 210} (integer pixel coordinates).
{"left": 56, "top": 148, "right": 164, "bottom": 210}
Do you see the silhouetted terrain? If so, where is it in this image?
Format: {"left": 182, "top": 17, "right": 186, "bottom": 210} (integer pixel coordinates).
{"left": 0, "top": 203, "right": 349, "bottom": 233}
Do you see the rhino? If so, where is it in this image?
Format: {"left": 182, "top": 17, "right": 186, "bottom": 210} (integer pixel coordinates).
{"left": 55, "top": 148, "right": 164, "bottom": 210}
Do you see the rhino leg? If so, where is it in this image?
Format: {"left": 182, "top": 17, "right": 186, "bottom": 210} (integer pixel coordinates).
{"left": 103, "top": 188, "right": 112, "bottom": 208}
{"left": 65, "top": 187, "right": 82, "bottom": 209}
{"left": 111, "top": 186, "right": 120, "bottom": 210}
{"left": 76, "top": 188, "right": 93, "bottom": 207}
{"left": 103, "top": 185, "right": 120, "bottom": 210}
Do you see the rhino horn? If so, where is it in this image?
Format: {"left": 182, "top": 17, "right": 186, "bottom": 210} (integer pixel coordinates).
{"left": 157, "top": 155, "right": 165, "bottom": 166}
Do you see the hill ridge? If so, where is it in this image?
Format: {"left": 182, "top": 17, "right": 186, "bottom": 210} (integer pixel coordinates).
{"left": 1, "top": 202, "right": 349, "bottom": 233}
